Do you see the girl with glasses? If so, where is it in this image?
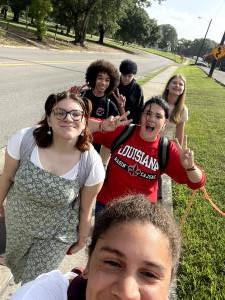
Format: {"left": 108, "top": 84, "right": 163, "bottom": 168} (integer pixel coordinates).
{"left": 0, "top": 91, "right": 105, "bottom": 284}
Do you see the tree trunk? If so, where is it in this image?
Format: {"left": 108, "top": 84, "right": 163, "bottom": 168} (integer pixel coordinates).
{"left": 12, "top": 9, "right": 20, "bottom": 22}
{"left": 98, "top": 24, "right": 105, "bottom": 45}
{"left": 66, "top": 25, "right": 71, "bottom": 36}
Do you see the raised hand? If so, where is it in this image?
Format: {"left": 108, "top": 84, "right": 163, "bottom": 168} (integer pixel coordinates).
{"left": 174, "top": 135, "right": 195, "bottom": 170}
{"left": 112, "top": 88, "right": 126, "bottom": 108}
{"left": 102, "top": 111, "right": 132, "bottom": 132}
{"left": 69, "top": 83, "right": 89, "bottom": 94}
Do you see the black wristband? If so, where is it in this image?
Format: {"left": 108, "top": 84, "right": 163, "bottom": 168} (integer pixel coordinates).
{"left": 186, "top": 166, "right": 196, "bottom": 171}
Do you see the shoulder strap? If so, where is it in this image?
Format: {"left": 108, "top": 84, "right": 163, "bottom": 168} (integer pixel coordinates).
{"left": 19, "top": 127, "right": 36, "bottom": 164}
{"left": 106, "top": 99, "right": 110, "bottom": 118}
{"left": 158, "top": 136, "right": 169, "bottom": 171}
{"left": 111, "top": 124, "right": 136, "bottom": 153}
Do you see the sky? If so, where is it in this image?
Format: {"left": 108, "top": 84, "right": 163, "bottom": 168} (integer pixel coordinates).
{"left": 146, "top": 0, "right": 225, "bottom": 43}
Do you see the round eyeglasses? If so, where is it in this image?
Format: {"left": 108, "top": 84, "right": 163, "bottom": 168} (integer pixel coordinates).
{"left": 53, "top": 108, "right": 84, "bottom": 121}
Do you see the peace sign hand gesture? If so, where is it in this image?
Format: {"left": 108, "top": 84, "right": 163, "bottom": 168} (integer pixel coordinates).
{"left": 112, "top": 89, "right": 126, "bottom": 109}
{"left": 174, "top": 135, "right": 195, "bottom": 170}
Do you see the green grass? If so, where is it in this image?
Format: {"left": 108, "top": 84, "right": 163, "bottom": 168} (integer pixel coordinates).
{"left": 137, "top": 65, "right": 170, "bottom": 85}
{"left": 172, "top": 65, "right": 225, "bottom": 299}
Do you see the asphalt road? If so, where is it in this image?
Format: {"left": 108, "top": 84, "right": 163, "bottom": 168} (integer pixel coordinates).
{"left": 0, "top": 47, "right": 173, "bottom": 147}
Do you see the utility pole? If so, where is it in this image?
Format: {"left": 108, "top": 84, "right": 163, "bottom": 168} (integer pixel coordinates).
{"left": 195, "top": 18, "right": 212, "bottom": 64}
{"left": 208, "top": 31, "right": 225, "bottom": 77}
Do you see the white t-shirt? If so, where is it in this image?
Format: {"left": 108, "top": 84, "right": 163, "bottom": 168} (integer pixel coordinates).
{"left": 11, "top": 270, "right": 72, "bottom": 300}
{"left": 163, "top": 106, "right": 188, "bottom": 140}
{"left": 7, "top": 127, "right": 105, "bottom": 186}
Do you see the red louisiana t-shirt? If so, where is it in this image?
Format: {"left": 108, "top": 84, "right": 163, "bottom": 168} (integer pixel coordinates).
{"left": 93, "top": 126, "right": 205, "bottom": 204}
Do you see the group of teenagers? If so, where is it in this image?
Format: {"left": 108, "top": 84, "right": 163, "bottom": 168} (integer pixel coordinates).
{"left": 0, "top": 58, "right": 206, "bottom": 299}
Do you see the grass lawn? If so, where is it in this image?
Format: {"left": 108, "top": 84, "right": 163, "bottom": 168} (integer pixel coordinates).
{"left": 172, "top": 66, "right": 225, "bottom": 299}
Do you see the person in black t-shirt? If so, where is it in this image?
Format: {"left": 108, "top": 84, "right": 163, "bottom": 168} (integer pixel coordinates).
{"left": 84, "top": 60, "right": 120, "bottom": 153}
{"left": 111, "top": 59, "right": 144, "bottom": 124}
{"left": 69, "top": 60, "right": 119, "bottom": 154}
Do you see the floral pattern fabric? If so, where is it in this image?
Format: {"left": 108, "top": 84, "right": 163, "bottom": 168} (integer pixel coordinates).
{"left": 5, "top": 160, "right": 80, "bottom": 284}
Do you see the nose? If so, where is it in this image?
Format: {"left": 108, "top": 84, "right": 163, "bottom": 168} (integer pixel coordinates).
{"left": 112, "top": 275, "right": 140, "bottom": 300}
{"left": 64, "top": 112, "right": 74, "bottom": 121}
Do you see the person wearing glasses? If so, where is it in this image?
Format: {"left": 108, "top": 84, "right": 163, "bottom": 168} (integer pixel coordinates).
{"left": 0, "top": 91, "right": 105, "bottom": 284}
{"left": 90, "top": 96, "right": 205, "bottom": 214}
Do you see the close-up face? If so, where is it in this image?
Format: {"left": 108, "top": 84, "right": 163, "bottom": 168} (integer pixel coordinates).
{"left": 140, "top": 103, "right": 167, "bottom": 141}
{"left": 167, "top": 77, "right": 185, "bottom": 100}
{"left": 121, "top": 73, "right": 134, "bottom": 86}
{"left": 47, "top": 98, "right": 86, "bottom": 141}
{"left": 85, "top": 221, "right": 172, "bottom": 300}
{"left": 94, "top": 72, "right": 110, "bottom": 95}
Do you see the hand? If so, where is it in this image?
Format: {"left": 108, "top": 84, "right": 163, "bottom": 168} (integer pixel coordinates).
{"left": 66, "top": 240, "right": 86, "bottom": 255}
{"left": 0, "top": 204, "right": 5, "bottom": 217}
{"left": 102, "top": 112, "right": 132, "bottom": 132}
{"left": 174, "top": 135, "right": 195, "bottom": 170}
{"left": 69, "top": 83, "right": 89, "bottom": 94}
{"left": 112, "top": 89, "right": 126, "bottom": 108}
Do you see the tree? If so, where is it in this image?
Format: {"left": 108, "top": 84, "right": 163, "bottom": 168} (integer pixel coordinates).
{"left": 115, "top": 6, "right": 159, "bottom": 47}
{"left": 188, "top": 38, "right": 217, "bottom": 57}
{"left": 88, "top": 0, "right": 127, "bottom": 44}
{"left": 9, "top": 0, "right": 30, "bottom": 22}
{"left": 158, "top": 24, "right": 178, "bottom": 51}
{"left": 29, "top": 0, "right": 52, "bottom": 41}
{"left": 51, "top": 0, "right": 99, "bottom": 46}
{"left": 51, "top": 0, "right": 165, "bottom": 46}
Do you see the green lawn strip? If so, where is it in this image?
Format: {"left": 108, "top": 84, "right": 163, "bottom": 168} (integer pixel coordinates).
{"left": 172, "top": 65, "right": 225, "bottom": 298}
{"left": 137, "top": 65, "right": 171, "bottom": 85}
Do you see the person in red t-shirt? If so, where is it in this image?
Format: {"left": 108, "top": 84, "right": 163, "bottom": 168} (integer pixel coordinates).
{"left": 90, "top": 96, "right": 206, "bottom": 214}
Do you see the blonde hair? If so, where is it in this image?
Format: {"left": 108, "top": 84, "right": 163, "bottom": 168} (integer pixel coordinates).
{"left": 162, "top": 74, "right": 186, "bottom": 124}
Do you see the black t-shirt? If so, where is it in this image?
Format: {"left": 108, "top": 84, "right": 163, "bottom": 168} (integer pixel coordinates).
{"left": 83, "top": 89, "right": 119, "bottom": 152}
{"left": 111, "top": 79, "right": 144, "bottom": 124}
{"left": 83, "top": 89, "right": 119, "bottom": 119}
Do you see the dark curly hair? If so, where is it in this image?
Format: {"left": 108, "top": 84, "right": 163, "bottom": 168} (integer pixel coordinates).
{"left": 33, "top": 91, "right": 93, "bottom": 152}
{"left": 119, "top": 59, "right": 137, "bottom": 75}
{"left": 85, "top": 60, "right": 120, "bottom": 95}
{"left": 89, "top": 194, "right": 181, "bottom": 280}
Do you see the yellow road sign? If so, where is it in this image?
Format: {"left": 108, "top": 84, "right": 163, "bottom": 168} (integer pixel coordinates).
{"left": 211, "top": 46, "right": 225, "bottom": 59}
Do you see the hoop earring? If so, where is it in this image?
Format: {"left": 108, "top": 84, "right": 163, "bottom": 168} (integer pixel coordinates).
{"left": 47, "top": 127, "right": 52, "bottom": 135}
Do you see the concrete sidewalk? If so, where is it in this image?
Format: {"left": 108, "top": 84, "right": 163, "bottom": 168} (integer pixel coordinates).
{"left": 0, "top": 65, "right": 178, "bottom": 299}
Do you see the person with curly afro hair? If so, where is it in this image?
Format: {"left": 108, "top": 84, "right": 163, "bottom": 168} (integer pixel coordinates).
{"left": 83, "top": 60, "right": 120, "bottom": 155}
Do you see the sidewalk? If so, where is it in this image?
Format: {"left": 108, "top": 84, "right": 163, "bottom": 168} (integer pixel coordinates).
{"left": 0, "top": 65, "right": 179, "bottom": 299}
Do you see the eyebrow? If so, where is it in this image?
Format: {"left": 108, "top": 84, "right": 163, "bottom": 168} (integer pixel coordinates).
{"left": 100, "top": 246, "right": 125, "bottom": 257}
{"left": 100, "top": 246, "right": 166, "bottom": 272}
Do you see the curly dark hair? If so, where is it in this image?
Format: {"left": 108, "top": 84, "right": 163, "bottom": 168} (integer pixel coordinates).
{"left": 89, "top": 194, "right": 181, "bottom": 280}
{"left": 85, "top": 60, "right": 120, "bottom": 95}
{"left": 33, "top": 91, "right": 93, "bottom": 152}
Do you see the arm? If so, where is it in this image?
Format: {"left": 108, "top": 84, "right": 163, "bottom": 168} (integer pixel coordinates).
{"left": 69, "top": 183, "right": 103, "bottom": 254}
{"left": 175, "top": 121, "right": 185, "bottom": 145}
{"left": 0, "top": 151, "right": 20, "bottom": 216}
{"left": 88, "top": 112, "right": 132, "bottom": 133}
{"left": 166, "top": 137, "right": 205, "bottom": 188}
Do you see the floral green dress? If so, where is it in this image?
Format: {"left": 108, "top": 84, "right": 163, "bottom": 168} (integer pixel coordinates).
{"left": 5, "top": 128, "right": 93, "bottom": 284}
